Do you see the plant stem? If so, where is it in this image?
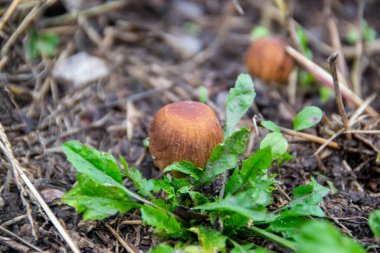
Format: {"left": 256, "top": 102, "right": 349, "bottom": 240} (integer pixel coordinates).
{"left": 328, "top": 53, "right": 352, "bottom": 140}
{"left": 250, "top": 226, "right": 297, "bottom": 251}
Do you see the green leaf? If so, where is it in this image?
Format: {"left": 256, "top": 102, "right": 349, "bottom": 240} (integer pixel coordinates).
{"left": 319, "top": 86, "right": 334, "bottom": 103}
{"left": 292, "top": 178, "right": 329, "bottom": 206}
{"left": 224, "top": 74, "right": 256, "bottom": 138}
{"left": 148, "top": 244, "right": 175, "bottom": 253}
{"left": 368, "top": 210, "right": 380, "bottom": 239}
{"left": 268, "top": 205, "right": 325, "bottom": 238}
{"left": 268, "top": 216, "right": 310, "bottom": 238}
{"left": 62, "top": 141, "right": 123, "bottom": 185}
{"left": 25, "top": 31, "right": 59, "bottom": 59}
{"left": 189, "top": 191, "right": 210, "bottom": 206}
{"left": 120, "top": 156, "right": 154, "bottom": 198}
{"left": 225, "top": 167, "right": 243, "bottom": 196}
{"left": 198, "top": 86, "right": 209, "bottom": 103}
{"left": 295, "top": 220, "right": 366, "bottom": 253}
{"left": 223, "top": 213, "right": 250, "bottom": 232}
{"left": 272, "top": 178, "right": 329, "bottom": 234}
{"left": 25, "top": 31, "right": 39, "bottom": 60}
{"left": 151, "top": 177, "right": 178, "bottom": 206}
{"left": 62, "top": 174, "right": 136, "bottom": 220}
{"left": 189, "top": 227, "right": 227, "bottom": 253}
{"left": 346, "top": 21, "right": 377, "bottom": 44}
{"left": 296, "top": 28, "right": 313, "bottom": 60}
{"left": 194, "top": 189, "right": 275, "bottom": 222}
{"left": 231, "top": 241, "right": 269, "bottom": 253}
{"left": 163, "top": 161, "right": 204, "bottom": 180}
{"left": 203, "top": 128, "right": 249, "bottom": 182}
{"left": 261, "top": 120, "right": 281, "bottom": 132}
{"left": 38, "top": 33, "right": 60, "bottom": 56}
{"left": 293, "top": 106, "right": 323, "bottom": 131}
{"left": 277, "top": 152, "right": 294, "bottom": 165}
{"left": 260, "top": 132, "right": 288, "bottom": 159}
{"left": 241, "top": 147, "right": 272, "bottom": 184}
{"left": 250, "top": 26, "right": 270, "bottom": 41}
{"left": 141, "top": 205, "right": 186, "bottom": 238}
{"left": 287, "top": 204, "right": 325, "bottom": 217}
{"left": 362, "top": 21, "right": 376, "bottom": 42}
{"left": 299, "top": 70, "right": 315, "bottom": 87}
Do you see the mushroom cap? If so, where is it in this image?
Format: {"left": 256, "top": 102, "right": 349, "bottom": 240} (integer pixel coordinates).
{"left": 149, "top": 101, "right": 223, "bottom": 173}
{"left": 246, "top": 36, "right": 294, "bottom": 83}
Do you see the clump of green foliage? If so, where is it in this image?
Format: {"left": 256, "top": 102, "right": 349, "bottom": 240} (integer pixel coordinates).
{"left": 61, "top": 74, "right": 368, "bottom": 252}
{"left": 24, "top": 30, "right": 60, "bottom": 60}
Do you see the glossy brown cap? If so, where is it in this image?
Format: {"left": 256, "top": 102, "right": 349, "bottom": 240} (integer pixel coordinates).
{"left": 149, "top": 101, "right": 223, "bottom": 174}
{"left": 246, "top": 36, "right": 294, "bottom": 83}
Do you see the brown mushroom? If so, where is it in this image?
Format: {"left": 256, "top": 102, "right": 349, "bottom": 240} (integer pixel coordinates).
{"left": 246, "top": 36, "right": 294, "bottom": 83}
{"left": 149, "top": 101, "right": 223, "bottom": 175}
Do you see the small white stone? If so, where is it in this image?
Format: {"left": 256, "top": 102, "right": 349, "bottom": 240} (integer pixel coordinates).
{"left": 52, "top": 52, "right": 109, "bottom": 87}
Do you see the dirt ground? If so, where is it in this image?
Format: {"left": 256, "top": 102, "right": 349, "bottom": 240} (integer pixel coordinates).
{"left": 0, "top": 0, "right": 379, "bottom": 252}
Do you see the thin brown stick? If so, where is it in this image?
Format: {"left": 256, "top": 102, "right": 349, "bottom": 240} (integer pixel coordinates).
{"left": 328, "top": 53, "right": 352, "bottom": 140}
{"left": 279, "top": 127, "right": 341, "bottom": 149}
{"left": 0, "top": 56, "right": 8, "bottom": 71}
{"left": 0, "top": 0, "right": 23, "bottom": 31}
{"left": 351, "top": 0, "right": 365, "bottom": 96}
{"left": 0, "top": 225, "right": 44, "bottom": 252}
{"left": 105, "top": 223, "right": 138, "bottom": 253}
{"left": 0, "top": 124, "right": 80, "bottom": 253}
{"left": 39, "top": 0, "right": 127, "bottom": 27}
{"left": 314, "top": 93, "right": 377, "bottom": 156}
{"left": 286, "top": 46, "right": 379, "bottom": 118}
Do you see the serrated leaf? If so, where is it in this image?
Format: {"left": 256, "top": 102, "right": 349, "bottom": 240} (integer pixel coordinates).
{"left": 148, "top": 244, "right": 175, "bottom": 253}
{"left": 141, "top": 205, "right": 186, "bottom": 238}
{"left": 368, "top": 210, "right": 380, "bottom": 239}
{"left": 62, "top": 174, "right": 136, "bottom": 220}
{"left": 120, "top": 156, "right": 154, "bottom": 198}
{"left": 260, "top": 132, "right": 288, "bottom": 159}
{"left": 189, "top": 227, "right": 227, "bottom": 253}
{"left": 163, "top": 161, "right": 203, "bottom": 180}
{"left": 62, "top": 141, "right": 123, "bottom": 184}
{"left": 295, "top": 220, "right": 366, "bottom": 253}
{"left": 293, "top": 106, "right": 323, "bottom": 131}
{"left": 224, "top": 74, "right": 256, "bottom": 138}
{"left": 203, "top": 128, "right": 249, "bottom": 182}
{"left": 261, "top": 120, "right": 281, "bottom": 132}
{"left": 194, "top": 189, "right": 275, "bottom": 222}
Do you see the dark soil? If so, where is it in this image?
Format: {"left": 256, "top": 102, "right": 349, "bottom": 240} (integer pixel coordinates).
{"left": 0, "top": 0, "right": 379, "bottom": 252}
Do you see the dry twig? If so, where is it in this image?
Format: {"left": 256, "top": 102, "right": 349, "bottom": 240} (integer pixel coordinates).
{"left": 0, "top": 124, "right": 80, "bottom": 253}
{"left": 328, "top": 53, "right": 351, "bottom": 140}
{"left": 0, "top": 0, "right": 23, "bottom": 32}
{"left": 0, "top": 225, "right": 44, "bottom": 252}
{"left": 286, "top": 46, "right": 379, "bottom": 118}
